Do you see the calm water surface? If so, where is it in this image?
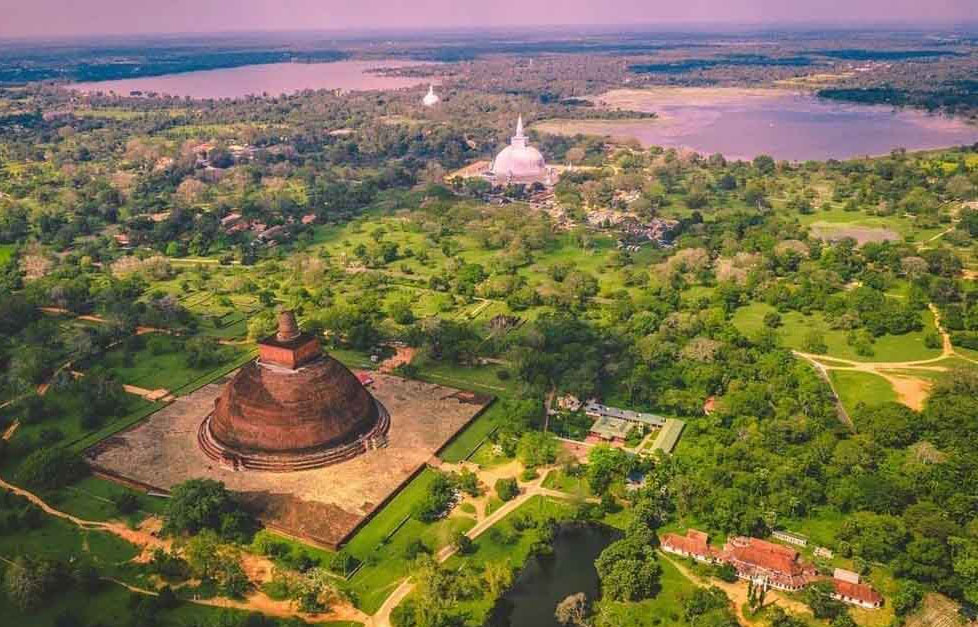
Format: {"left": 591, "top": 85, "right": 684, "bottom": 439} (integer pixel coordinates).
{"left": 70, "top": 60, "right": 437, "bottom": 99}
{"left": 492, "top": 525, "right": 618, "bottom": 627}
{"left": 549, "top": 89, "right": 978, "bottom": 161}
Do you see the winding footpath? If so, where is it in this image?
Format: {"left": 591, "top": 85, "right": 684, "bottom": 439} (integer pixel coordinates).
{"left": 794, "top": 303, "right": 978, "bottom": 413}
{"left": 370, "top": 471, "right": 555, "bottom": 627}
{"left": 0, "top": 475, "right": 368, "bottom": 624}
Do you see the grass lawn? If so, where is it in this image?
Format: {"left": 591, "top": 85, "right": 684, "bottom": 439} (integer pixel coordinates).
{"left": 797, "top": 206, "right": 944, "bottom": 242}
{"left": 779, "top": 506, "right": 847, "bottom": 548}
{"left": 9, "top": 388, "right": 159, "bottom": 454}
{"left": 542, "top": 469, "right": 593, "bottom": 499}
{"left": 1, "top": 580, "right": 294, "bottom": 627}
{"left": 0, "top": 513, "right": 138, "bottom": 572}
{"left": 45, "top": 475, "right": 169, "bottom": 523}
{"left": 414, "top": 361, "right": 515, "bottom": 396}
{"left": 829, "top": 370, "right": 897, "bottom": 416}
{"left": 438, "top": 399, "right": 502, "bottom": 463}
{"left": 733, "top": 302, "right": 942, "bottom": 362}
{"left": 0, "top": 243, "right": 14, "bottom": 264}
{"left": 596, "top": 556, "right": 690, "bottom": 626}
{"left": 92, "top": 336, "right": 247, "bottom": 392}
{"left": 342, "top": 467, "right": 476, "bottom": 613}
{"left": 329, "top": 347, "right": 376, "bottom": 370}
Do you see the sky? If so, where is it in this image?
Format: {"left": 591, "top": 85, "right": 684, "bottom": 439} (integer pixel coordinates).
{"left": 0, "top": 0, "right": 974, "bottom": 39}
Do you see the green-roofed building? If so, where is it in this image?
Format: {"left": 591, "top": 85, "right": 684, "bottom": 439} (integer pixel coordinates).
{"left": 650, "top": 418, "right": 685, "bottom": 454}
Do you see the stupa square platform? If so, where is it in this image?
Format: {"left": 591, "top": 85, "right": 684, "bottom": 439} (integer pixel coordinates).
{"left": 86, "top": 372, "right": 491, "bottom": 548}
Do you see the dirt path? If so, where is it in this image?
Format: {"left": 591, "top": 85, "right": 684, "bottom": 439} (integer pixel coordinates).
{"left": 792, "top": 303, "right": 975, "bottom": 412}
{"left": 0, "top": 475, "right": 368, "bottom": 624}
{"left": 2, "top": 420, "right": 19, "bottom": 441}
{"left": 378, "top": 346, "right": 416, "bottom": 374}
{"left": 372, "top": 460, "right": 558, "bottom": 627}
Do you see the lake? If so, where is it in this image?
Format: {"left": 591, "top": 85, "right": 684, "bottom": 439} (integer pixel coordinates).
{"left": 491, "top": 524, "right": 618, "bottom": 627}
{"left": 535, "top": 87, "right": 978, "bottom": 161}
{"left": 69, "top": 60, "right": 438, "bottom": 99}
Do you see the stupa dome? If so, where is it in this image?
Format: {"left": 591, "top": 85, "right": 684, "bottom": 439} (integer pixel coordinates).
{"left": 422, "top": 84, "right": 440, "bottom": 107}
{"left": 488, "top": 116, "right": 552, "bottom": 184}
{"left": 198, "top": 311, "right": 389, "bottom": 471}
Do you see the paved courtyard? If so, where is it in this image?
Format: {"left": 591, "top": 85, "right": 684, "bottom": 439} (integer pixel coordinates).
{"left": 87, "top": 372, "right": 490, "bottom": 548}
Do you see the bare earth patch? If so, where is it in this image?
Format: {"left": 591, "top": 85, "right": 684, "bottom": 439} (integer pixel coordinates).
{"left": 809, "top": 222, "right": 900, "bottom": 245}
{"left": 87, "top": 371, "right": 490, "bottom": 548}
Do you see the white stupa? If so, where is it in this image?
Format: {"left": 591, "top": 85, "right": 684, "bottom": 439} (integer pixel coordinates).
{"left": 486, "top": 115, "right": 556, "bottom": 186}
{"left": 422, "top": 84, "right": 440, "bottom": 107}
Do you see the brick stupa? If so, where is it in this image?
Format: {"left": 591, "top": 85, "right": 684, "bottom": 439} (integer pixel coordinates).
{"left": 198, "top": 311, "right": 389, "bottom": 471}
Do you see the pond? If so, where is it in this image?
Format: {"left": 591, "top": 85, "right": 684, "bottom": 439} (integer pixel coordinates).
{"left": 69, "top": 60, "right": 438, "bottom": 99}
{"left": 491, "top": 524, "right": 619, "bottom": 627}
{"left": 534, "top": 87, "right": 978, "bottom": 161}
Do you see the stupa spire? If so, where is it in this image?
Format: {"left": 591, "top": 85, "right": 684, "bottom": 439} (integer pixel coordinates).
{"left": 515, "top": 114, "right": 524, "bottom": 138}
{"left": 276, "top": 310, "right": 301, "bottom": 342}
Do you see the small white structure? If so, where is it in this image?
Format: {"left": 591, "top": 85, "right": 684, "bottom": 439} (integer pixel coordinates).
{"left": 814, "top": 546, "right": 835, "bottom": 559}
{"left": 772, "top": 530, "right": 809, "bottom": 547}
{"left": 422, "top": 84, "right": 440, "bottom": 107}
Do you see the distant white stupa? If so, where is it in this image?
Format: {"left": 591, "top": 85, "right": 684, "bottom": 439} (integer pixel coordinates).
{"left": 422, "top": 84, "right": 440, "bottom": 107}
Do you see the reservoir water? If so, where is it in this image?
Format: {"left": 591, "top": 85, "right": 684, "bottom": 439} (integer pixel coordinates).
{"left": 536, "top": 87, "right": 978, "bottom": 161}
{"left": 491, "top": 524, "right": 618, "bottom": 627}
{"left": 69, "top": 60, "right": 437, "bottom": 99}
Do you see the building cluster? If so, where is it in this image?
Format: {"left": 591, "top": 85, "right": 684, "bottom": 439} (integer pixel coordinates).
{"left": 550, "top": 398, "right": 685, "bottom": 454}
{"left": 219, "top": 212, "right": 315, "bottom": 246}
{"left": 618, "top": 217, "right": 680, "bottom": 249}
{"left": 661, "top": 529, "right": 884, "bottom": 610}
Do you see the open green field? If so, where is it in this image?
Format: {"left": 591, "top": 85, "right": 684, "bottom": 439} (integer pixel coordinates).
{"left": 1, "top": 581, "right": 269, "bottom": 627}
{"left": 829, "top": 370, "right": 897, "bottom": 415}
{"left": 733, "top": 302, "right": 942, "bottom": 362}
{"left": 8, "top": 388, "right": 158, "bottom": 454}
{"left": 91, "top": 336, "right": 247, "bottom": 392}
{"left": 0, "top": 243, "right": 14, "bottom": 264}
{"left": 0, "top": 512, "right": 138, "bottom": 570}
{"left": 45, "top": 475, "right": 169, "bottom": 523}
{"left": 797, "top": 206, "right": 945, "bottom": 243}
{"left": 542, "top": 469, "right": 593, "bottom": 498}
{"left": 416, "top": 362, "right": 515, "bottom": 396}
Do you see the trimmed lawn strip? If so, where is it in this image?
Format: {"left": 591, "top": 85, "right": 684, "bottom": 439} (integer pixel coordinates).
{"left": 437, "top": 399, "right": 502, "bottom": 463}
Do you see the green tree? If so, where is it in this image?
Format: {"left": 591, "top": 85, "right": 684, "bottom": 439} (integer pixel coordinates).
{"left": 163, "top": 479, "right": 252, "bottom": 539}
{"left": 15, "top": 448, "right": 87, "bottom": 490}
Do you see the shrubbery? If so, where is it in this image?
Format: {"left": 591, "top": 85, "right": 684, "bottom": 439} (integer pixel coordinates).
{"left": 162, "top": 479, "right": 254, "bottom": 541}
{"left": 495, "top": 477, "right": 519, "bottom": 501}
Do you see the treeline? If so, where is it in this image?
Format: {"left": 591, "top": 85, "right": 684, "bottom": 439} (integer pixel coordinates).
{"left": 0, "top": 50, "right": 349, "bottom": 86}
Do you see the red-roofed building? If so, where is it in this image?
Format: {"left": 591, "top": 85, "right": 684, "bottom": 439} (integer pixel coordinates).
{"left": 662, "top": 531, "right": 883, "bottom": 609}
{"left": 722, "top": 536, "right": 816, "bottom": 591}
{"left": 703, "top": 396, "right": 717, "bottom": 415}
{"left": 661, "top": 529, "right": 717, "bottom": 564}
{"left": 356, "top": 372, "right": 374, "bottom": 387}
{"left": 832, "top": 579, "right": 883, "bottom": 609}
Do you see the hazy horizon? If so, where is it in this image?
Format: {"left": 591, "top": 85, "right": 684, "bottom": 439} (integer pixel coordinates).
{"left": 0, "top": 0, "right": 975, "bottom": 40}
